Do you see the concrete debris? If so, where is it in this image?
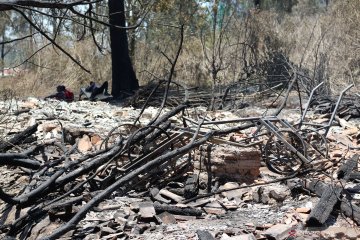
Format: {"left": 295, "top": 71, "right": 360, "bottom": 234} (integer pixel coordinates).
{"left": 263, "top": 224, "right": 295, "bottom": 240}
{"left": 139, "top": 202, "right": 156, "bottom": 219}
{"left": 320, "top": 226, "right": 360, "bottom": 239}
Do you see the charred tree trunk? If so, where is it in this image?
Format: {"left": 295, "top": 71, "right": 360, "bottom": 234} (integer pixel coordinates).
{"left": 108, "top": 0, "right": 139, "bottom": 98}
{"left": 1, "top": 27, "right": 4, "bottom": 77}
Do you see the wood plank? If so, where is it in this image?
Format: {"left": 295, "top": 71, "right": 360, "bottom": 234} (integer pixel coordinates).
{"left": 159, "top": 189, "right": 184, "bottom": 203}
{"left": 340, "top": 199, "right": 360, "bottom": 225}
{"left": 306, "top": 187, "right": 341, "bottom": 226}
{"left": 337, "top": 154, "right": 359, "bottom": 180}
{"left": 154, "top": 202, "right": 203, "bottom": 216}
{"left": 184, "top": 174, "right": 199, "bottom": 199}
{"left": 80, "top": 87, "right": 112, "bottom": 101}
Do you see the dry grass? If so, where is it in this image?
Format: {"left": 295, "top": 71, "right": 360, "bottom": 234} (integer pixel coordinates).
{"left": 2, "top": 37, "right": 111, "bottom": 99}
{"left": 3, "top": 1, "right": 359, "bottom": 98}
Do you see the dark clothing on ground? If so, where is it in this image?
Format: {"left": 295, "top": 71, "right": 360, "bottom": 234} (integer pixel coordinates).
{"left": 85, "top": 82, "right": 97, "bottom": 92}
{"left": 46, "top": 91, "right": 66, "bottom": 101}
{"left": 90, "top": 81, "right": 109, "bottom": 99}
{"left": 79, "top": 81, "right": 109, "bottom": 100}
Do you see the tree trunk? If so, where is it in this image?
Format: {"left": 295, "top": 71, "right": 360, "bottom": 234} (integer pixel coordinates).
{"left": 108, "top": 0, "right": 139, "bottom": 98}
{"left": 126, "top": 0, "right": 136, "bottom": 64}
{"left": 1, "top": 27, "right": 5, "bottom": 77}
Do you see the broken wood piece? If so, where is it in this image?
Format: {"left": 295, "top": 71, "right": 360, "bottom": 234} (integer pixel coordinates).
{"left": 337, "top": 154, "right": 359, "bottom": 180}
{"left": 13, "top": 108, "right": 30, "bottom": 116}
{"left": 349, "top": 172, "right": 360, "bottom": 180}
{"left": 301, "top": 179, "right": 350, "bottom": 226}
{"left": 306, "top": 185, "right": 341, "bottom": 226}
{"left": 154, "top": 202, "right": 203, "bottom": 216}
{"left": 340, "top": 199, "right": 360, "bottom": 225}
{"left": 0, "top": 155, "right": 40, "bottom": 169}
{"left": 167, "top": 188, "right": 184, "bottom": 196}
{"left": 154, "top": 194, "right": 171, "bottom": 204}
{"left": 301, "top": 179, "right": 328, "bottom": 196}
{"left": 150, "top": 187, "right": 171, "bottom": 204}
{"left": 184, "top": 174, "right": 199, "bottom": 199}
{"left": 0, "top": 123, "right": 38, "bottom": 152}
{"left": 159, "top": 189, "right": 184, "bottom": 203}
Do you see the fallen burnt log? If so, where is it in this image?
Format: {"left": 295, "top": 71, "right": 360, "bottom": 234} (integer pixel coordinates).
{"left": 0, "top": 154, "right": 40, "bottom": 170}
{"left": 184, "top": 174, "right": 199, "bottom": 199}
{"left": 0, "top": 123, "right": 38, "bottom": 152}
{"left": 154, "top": 202, "right": 203, "bottom": 216}
{"left": 337, "top": 154, "right": 359, "bottom": 180}
{"left": 307, "top": 185, "right": 341, "bottom": 226}
{"left": 340, "top": 199, "right": 360, "bottom": 225}
{"left": 302, "top": 165, "right": 360, "bottom": 227}
{"left": 302, "top": 179, "right": 342, "bottom": 226}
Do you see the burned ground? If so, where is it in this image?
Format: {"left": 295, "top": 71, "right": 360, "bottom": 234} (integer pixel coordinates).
{"left": 0, "top": 88, "right": 359, "bottom": 240}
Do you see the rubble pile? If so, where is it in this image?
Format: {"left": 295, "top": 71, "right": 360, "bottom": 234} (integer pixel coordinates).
{"left": 0, "top": 94, "right": 359, "bottom": 240}
{"left": 312, "top": 96, "right": 360, "bottom": 120}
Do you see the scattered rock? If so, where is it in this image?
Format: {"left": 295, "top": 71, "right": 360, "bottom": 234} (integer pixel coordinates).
{"left": 225, "top": 233, "right": 257, "bottom": 240}
{"left": 253, "top": 186, "right": 269, "bottom": 204}
{"left": 156, "top": 211, "right": 177, "bottom": 224}
{"left": 91, "top": 134, "right": 102, "bottom": 145}
{"left": 320, "top": 226, "right": 360, "bottom": 239}
{"left": 139, "top": 202, "right": 156, "bottom": 219}
{"left": 78, "top": 135, "right": 92, "bottom": 153}
{"left": 296, "top": 208, "right": 311, "bottom": 214}
{"left": 269, "top": 189, "right": 287, "bottom": 202}
{"left": 263, "top": 224, "right": 294, "bottom": 240}
{"left": 197, "top": 230, "right": 215, "bottom": 240}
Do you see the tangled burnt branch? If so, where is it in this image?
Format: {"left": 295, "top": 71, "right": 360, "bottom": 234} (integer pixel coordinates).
{"left": 0, "top": 95, "right": 268, "bottom": 239}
